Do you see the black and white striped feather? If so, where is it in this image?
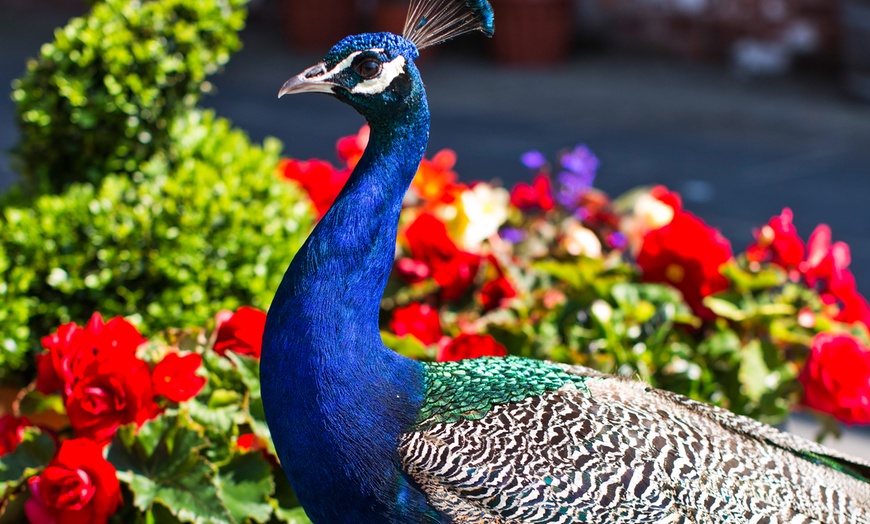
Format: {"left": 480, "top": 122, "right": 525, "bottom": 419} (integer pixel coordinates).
{"left": 400, "top": 363, "right": 870, "bottom": 523}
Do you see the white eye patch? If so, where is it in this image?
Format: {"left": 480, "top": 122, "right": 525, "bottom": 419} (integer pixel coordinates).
{"left": 349, "top": 55, "right": 407, "bottom": 95}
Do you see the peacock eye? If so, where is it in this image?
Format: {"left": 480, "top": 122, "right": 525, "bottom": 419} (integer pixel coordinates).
{"left": 355, "top": 59, "right": 382, "bottom": 79}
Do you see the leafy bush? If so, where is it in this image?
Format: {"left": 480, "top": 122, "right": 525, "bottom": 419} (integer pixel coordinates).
{"left": 11, "top": 0, "right": 247, "bottom": 194}
{"left": 0, "top": 110, "right": 314, "bottom": 377}
{"left": 0, "top": 310, "right": 312, "bottom": 523}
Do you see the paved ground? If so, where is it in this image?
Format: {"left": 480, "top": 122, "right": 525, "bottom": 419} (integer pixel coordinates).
{"left": 1, "top": 3, "right": 869, "bottom": 457}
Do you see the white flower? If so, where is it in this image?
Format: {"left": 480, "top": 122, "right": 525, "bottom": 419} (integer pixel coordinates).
{"left": 456, "top": 183, "right": 509, "bottom": 251}
{"left": 562, "top": 219, "right": 602, "bottom": 258}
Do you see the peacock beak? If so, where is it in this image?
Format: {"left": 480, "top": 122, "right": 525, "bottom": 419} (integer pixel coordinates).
{"left": 278, "top": 62, "right": 338, "bottom": 97}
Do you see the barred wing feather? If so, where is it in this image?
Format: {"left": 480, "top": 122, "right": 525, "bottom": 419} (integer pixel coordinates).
{"left": 399, "top": 362, "right": 870, "bottom": 524}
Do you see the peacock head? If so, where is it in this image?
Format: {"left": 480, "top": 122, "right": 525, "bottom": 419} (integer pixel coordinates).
{"left": 279, "top": 32, "right": 424, "bottom": 123}
{"left": 278, "top": 0, "right": 494, "bottom": 123}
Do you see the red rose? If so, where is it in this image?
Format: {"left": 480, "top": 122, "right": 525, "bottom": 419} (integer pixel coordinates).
{"left": 799, "top": 332, "right": 870, "bottom": 425}
{"left": 389, "top": 303, "right": 443, "bottom": 346}
{"left": 746, "top": 208, "right": 805, "bottom": 271}
{"left": 279, "top": 158, "right": 350, "bottom": 217}
{"left": 214, "top": 307, "right": 267, "bottom": 359}
{"left": 404, "top": 213, "right": 481, "bottom": 300}
{"left": 37, "top": 313, "right": 144, "bottom": 397}
{"left": 25, "top": 438, "right": 121, "bottom": 524}
{"left": 65, "top": 353, "right": 158, "bottom": 445}
{"left": 152, "top": 352, "right": 206, "bottom": 403}
{"left": 510, "top": 174, "right": 554, "bottom": 212}
{"left": 637, "top": 209, "right": 733, "bottom": 320}
{"left": 438, "top": 333, "right": 508, "bottom": 362}
{"left": 0, "top": 414, "right": 33, "bottom": 456}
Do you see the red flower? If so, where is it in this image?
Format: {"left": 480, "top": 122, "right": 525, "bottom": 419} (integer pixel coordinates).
{"left": 404, "top": 213, "right": 481, "bottom": 300}
{"left": 25, "top": 438, "right": 121, "bottom": 524}
{"left": 152, "top": 352, "right": 206, "bottom": 403}
{"left": 799, "top": 332, "right": 870, "bottom": 425}
{"left": 510, "top": 174, "right": 554, "bottom": 211}
{"left": 411, "top": 150, "right": 459, "bottom": 203}
{"left": 479, "top": 257, "right": 517, "bottom": 311}
{"left": 799, "top": 225, "right": 870, "bottom": 329}
{"left": 0, "top": 414, "right": 33, "bottom": 456}
{"left": 389, "top": 303, "right": 443, "bottom": 346}
{"left": 37, "top": 313, "right": 145, "bottom": 397}
{"left": 279, "top": 158, "right": 350, "bottom": 217}
{"left": 746, "top": 208, "right": 805, "bottom": 271}
{"left": 336, "top": 125, "right": 369, "bottom": 169}
{"left": 214, "top": 307, "right": 267, "bottom": 359}
{"left": 65, "top": 353, "right": 158, "bottom": 445}
{"left": 637, "top": 208, "right": 733, "bottom": 320}
{"left": 438, "top": 333, "right": 508, "bottom": 362}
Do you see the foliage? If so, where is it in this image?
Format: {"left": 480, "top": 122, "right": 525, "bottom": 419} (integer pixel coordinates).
{"left": 10, "top": 0, "right": 247, "bottom": 194}
{"left": 0, "top": 309, "right": 313, "bottom": 524}
{"left": 0, "top": 110, "right": 313, "bottom": 377}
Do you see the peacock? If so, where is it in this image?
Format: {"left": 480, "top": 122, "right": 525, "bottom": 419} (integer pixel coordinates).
{"left": 259, "top": 1, "right": 870, "bottom": 522}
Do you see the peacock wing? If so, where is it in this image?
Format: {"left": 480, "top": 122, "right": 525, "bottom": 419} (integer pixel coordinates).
{"left": 398, "top": 357, "right": 870, "bottom": 523}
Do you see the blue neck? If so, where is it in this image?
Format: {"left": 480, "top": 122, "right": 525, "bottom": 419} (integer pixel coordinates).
{"left": 261, "top": 95, "right": 442, "bottom": 523}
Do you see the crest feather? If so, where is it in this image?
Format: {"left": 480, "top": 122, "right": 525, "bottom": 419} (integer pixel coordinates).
{"left": 402, "top": 0, "right": 494, "bottom": 50}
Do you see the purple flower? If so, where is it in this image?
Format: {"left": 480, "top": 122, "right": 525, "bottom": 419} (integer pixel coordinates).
{"left": 499, "top": 227, "right": 526, "bottom": 243}
{"left": 560, "top": 145, "right": 599, "bottom": 176}
{"left": 556, "top": 145, "right": 599, "bottom": 210}
{"left": 520, "top": 150, "right": 547, "bottom": 170}
{"left": 607, "top": 232, "right": 627, "bottom": 250}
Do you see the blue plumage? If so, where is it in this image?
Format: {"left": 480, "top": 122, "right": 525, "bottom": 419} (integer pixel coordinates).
{"left": 262, "top": 1, "right": 870, "bottom": 522}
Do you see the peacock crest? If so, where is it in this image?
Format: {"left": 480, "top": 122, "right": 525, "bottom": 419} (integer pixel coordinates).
{"left": 403, "top": 0, "right": 495, "bottom": 49}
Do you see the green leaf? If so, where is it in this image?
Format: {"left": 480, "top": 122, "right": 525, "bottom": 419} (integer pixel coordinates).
{"left": 703, "top": 296, "right": 746, "bottom": 321}
{"left": 272, "top": 506, "right": 312, "bottom": 524}
{"left": 739, "top": 340, "right": 769, "bottom": 402}
{"left": 107, "top": 414, "right": 233, "bottom": 524}
{"left": 225, "top": 353, "right": 261, "bottom": 397}
{"left": 16, "top": 389, "right": 66, "bottom": 417}
{"left": 722, "top": 262, "right": 786, "bottom": 292}
{"left": 381, "top": 331, "right": 429, "bottom": 360}
{"left": 0, "top": 427, "right": 56, "bottom": 499}
{"left": 217, "top": 452, "right": 274, "bottom": 524}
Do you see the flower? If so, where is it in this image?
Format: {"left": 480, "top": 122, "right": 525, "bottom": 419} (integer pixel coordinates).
{"left": 25, "top": 438, "right": 121, "bottom": 524}
{"left": 0, "top": 414, "right": 33, "bottom": 456}
{"left": 65, "top": 352, "right": 158, "bottom": 445}
{"left": 637, "top": 206, "right": 733, "bottom": 320}
{"left": 37, "top": 313, "right": 145, "bottom": 398}
{"left": 746, "top": 208, "right": 805, "bottom": 271}
{"left": 520, "top": 150, "right": 547, "bottom": 170}
{"left": 479, "top": 256, "right": 517, "bottom": 311}
{"left": 279, "top": 158, "right": 350, "bottom": 217}
{"left": 411, "top": 149, "right": 458, "bottom": 203}
{"left": 556, "top": 145, "right": 598, "bottom": 210}
{"left": 511, "top": 174, "right": 554, "bottom": 212}
{"left": 438, "top": 333, "right": 508, "bottom": 362}
{"left": 336, "top": 125, "right": 369, "bottom": 169}
{"left": 798, "top": 225, "right": 870, "bottom": 329}
{"left": 404, "top": 213, "right": 481, "bottom": 300}
{"left": 389, "top": 303, "right": 444, "bottom": 346}
{"left": 214, "top": 306, "right": 268, "bottom": 359}
{"left": 152, "top": 352, "right": 206, "bottom": 403}
{"left": 621, "top": 186, "right": 679, "bottom": 253}
{"left": 799, "top": 332, "right": 870, "bottom": 425}
{"left": 561, "top": 219, "right": 602, "bottom": 258}
{"left": 455, "top": 183, "right": 510, "bottom": 251}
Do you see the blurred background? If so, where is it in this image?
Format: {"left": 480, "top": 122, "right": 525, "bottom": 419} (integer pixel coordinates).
{"left": 2, "top": 0, "right": 869, "bottom": 292}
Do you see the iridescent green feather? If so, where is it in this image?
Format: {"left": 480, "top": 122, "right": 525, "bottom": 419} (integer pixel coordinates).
{"left": 415, "top": 356, "right": 592, "bottom": 430}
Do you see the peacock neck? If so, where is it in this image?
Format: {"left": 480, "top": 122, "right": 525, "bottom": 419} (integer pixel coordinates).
{"left": 261, "top": 95, "right": 439, "bottom": 523}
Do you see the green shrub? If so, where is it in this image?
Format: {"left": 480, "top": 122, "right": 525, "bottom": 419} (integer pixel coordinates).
{"left": 0, "top": 110, "right": 314, "bottom": 377}
{"left": 11, "top": 0, "right": 247, "bottom": 195}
